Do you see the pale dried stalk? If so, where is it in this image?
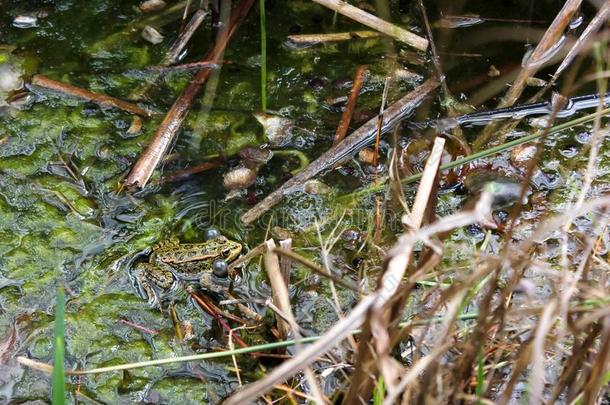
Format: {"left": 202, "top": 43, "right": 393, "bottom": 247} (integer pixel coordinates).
{"left": 264, "top": 239, "right": 291, "bottom": 338}
{"left": 130, "top": 9, "right": 209, "bottom": 100}
{"left": 226, "top": 192, "right": 494, "bottom": 404}
{"left": 550, "top": 1, "right": 610, "bottom": 85}
{"left": 311, "top": 0, "right": 428, "bottom": 51}
{"left": 287, "top": 30, "right": 380, "bottom": 45}
{"left": 403, "top": 137, "right": 445, "bottom": 230}
{"left": 529, "top": 301, "right": 558, "bottom": 405}
{"left": 278, "top": 239, "right": 292, "bottom": 286}
{"left": 264, "top": 240, "right": 326, "bottom": 404}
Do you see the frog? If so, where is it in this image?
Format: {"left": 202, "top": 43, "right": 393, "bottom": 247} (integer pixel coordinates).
{"left": 133, "top": 235, "right": 242, "bottom": 306}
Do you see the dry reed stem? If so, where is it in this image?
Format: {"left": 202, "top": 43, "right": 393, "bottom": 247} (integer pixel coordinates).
{"left": 273, "top": 248, "right": 357, "bottom": 291}
{"left": 30, "top": 75, "right": 153, "bottom": 117}
{"left": 500, "top": 0, "right": 583, "bottom": 108}
{"left": 264, "top": 240, "right": 327, "bottom": 403}
{"left": 529, "top": 301, "right": 558, "bottom": 405}
{"left": 264, "top": 239, "right": 291, "bottom": 339}
{"left": 311, "top": 0, "right": 428, "bottom": 50}
{"left": 130, "top": 9, "right": 209, "bottom": 100}
{"left": 548, "top": 1, "right": 610, "bottom": 88}
{"left": 473, "top": 0, "right": 582, "bottom": 150}
{"left": 124, "top": 0, "right": 254, "bottom": 188}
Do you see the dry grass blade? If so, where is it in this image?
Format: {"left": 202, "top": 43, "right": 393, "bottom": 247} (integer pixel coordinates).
{"left": 264, "top": 239, "right": 291, "bottom": 338}
{"left": 548, "top": 1, "right": 610, "bottom": 88}
{"left": 529, "top": 301, "right": 557, "bottom": 405}
{"left": 223, "top": 293, "right": 377, "bottom": 404}
{"left": 263, "top": 239, "right": 327, "bottom": 403}
{"left": 273, "top": 247, "right": 358, "bottom": 291}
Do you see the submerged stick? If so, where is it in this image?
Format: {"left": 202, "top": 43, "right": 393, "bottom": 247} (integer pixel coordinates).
{"left": 30, "top": 75, "right": 153, "bottom": 117}
{"left": 333, "top": 65, "right": 367, "bottom": 145}
{"left": 130, "top": 9, "right": 208, "bottom": 100}
{"left": 124, "top": 0, "right": 255, "bottom": 188}
{"left": 311, "top": 0, "right": 428, "bottom": 51}
{"left": 240, "top": 77, "right": 439, "bottom": 224}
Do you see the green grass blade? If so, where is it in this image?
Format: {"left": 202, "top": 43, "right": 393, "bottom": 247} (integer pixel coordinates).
{"left": 52, "top": 287, "right": 65, "bottom": 405}
{"left": 259, "top": 0, "right": 267, "bottom": 112}
{"left": 476, "top": 348, "right": 484, "bottom": 402}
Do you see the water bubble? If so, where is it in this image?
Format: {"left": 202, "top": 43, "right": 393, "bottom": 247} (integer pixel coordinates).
{"left": 569, "top": 14, "right": 584, "bottom": 30}
{"left": 212, "top": 259, "right": 228, "bottom": 278}
{"left": 559, "top": 144, "right": 579, "bottom": 158}
{"left": 205, "top": 228, "right": 220, "bottom": 240}
{"left": 575, "top": 131, "right": 591, "bottom": 144}
{"left": 12, "top": 15, "right": 37, "bottom": 29}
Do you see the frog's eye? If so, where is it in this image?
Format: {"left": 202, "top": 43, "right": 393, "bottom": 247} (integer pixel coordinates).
{"left": 221, "top": 248, "right": 232, "bottom": 258}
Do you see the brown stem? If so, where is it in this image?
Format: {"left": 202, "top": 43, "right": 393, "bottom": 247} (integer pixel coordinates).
{"left": 333, "top": 65, "right": 368, "bottom": 145}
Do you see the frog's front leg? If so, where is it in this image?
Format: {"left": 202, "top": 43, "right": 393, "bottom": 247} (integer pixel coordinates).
{"left": 133, "top": 262, "right": 176, "bottom": 307}
{"left": 199, "top": 272, "right": 230, "bottom": 296}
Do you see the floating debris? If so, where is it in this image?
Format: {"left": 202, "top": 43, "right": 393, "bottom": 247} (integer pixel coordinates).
{"left": 303, "top": 179, "right": 331, "bottom": 195}
{"left": 526, "top": 77, "right": 547, "bottom": 87}
{"left": 253, "top": 112, "right": 294, "bottom": 146}
{"left": 223, "top": 166, "right": 257, "bottom": 191}
{"left": 510, "top": 144, "right": 537, "bottom": 171}
{"left": 12, "top": 15, "right": 37, "bottom": 29}
{"left": 141, "top": 26, "right": 164, "bottom": 44}
{"left": 358, "top": 147, "right": 376, "bottom": 165}
{"left": 0, "top": 64, "right": 23, "bottom": 94}
{"left": 238, "top": 146, "right": 273, "bottom": 168}
{"left": 139, "top": 0, "right": 167, "bottom": 13}
{"left": 126, "top": 116, "right": 143, "bottom": 135}
{"left": 488, "top": 65, "right": 500, "bottom": 77}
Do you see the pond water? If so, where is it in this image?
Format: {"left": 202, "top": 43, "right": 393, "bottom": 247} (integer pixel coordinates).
{"left": 0, "top": 0, "right": 607, "bottom": 403}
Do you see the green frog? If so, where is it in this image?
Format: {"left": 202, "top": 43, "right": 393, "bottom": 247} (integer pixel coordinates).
{"left": 133, "top": 235, "right": 242, "bottom": 305}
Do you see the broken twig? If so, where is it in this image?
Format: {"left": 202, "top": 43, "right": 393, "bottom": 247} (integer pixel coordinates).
{"left": 333, "top": 65, "right": 368, "bottom": 146}
{"left": 30, "top": 75, "right": 153, "bottom": 117}
{"left": 312, "top": 0, "right": 428, "bottom": 51}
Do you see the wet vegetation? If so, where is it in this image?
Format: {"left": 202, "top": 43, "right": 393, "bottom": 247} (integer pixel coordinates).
{"left": 0, "top": 0, "right": 609, "bottom": 403}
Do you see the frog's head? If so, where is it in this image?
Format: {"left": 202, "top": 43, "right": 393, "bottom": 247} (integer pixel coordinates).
{"left": 217, "top": 236, "right": 242, "bottom": 263}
